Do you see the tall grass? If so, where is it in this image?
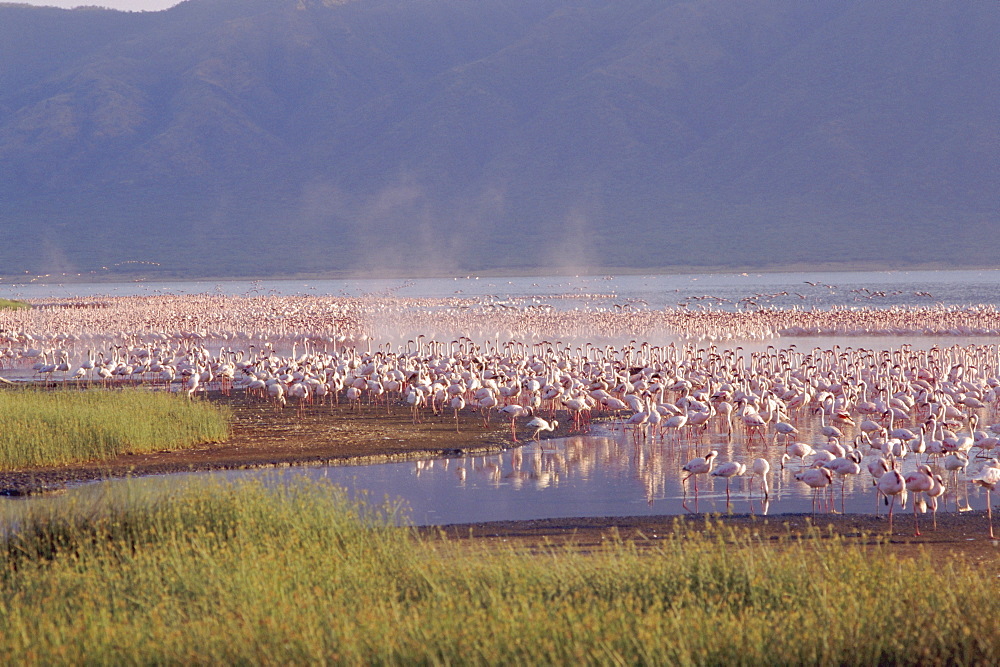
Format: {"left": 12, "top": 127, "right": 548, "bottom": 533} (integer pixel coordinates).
{"left": 0, "top": 479, "right": 996, "bottom": 664}
{"left": 0, "top": 388, "right": 231, "bottom": 469}
{"left": 0, "top": 298, "right": 29, "bottom": 311}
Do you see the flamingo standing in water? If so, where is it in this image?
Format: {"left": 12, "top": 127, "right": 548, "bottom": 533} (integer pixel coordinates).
{"left": 904, "top": 464, "right": 935, "bottom": 536}
{"left": 823, "top": 449, "right": 862, "bottom": 513}
{"left": 525, "top": 417, "right": 558, "bottom": 442}
{"left": 750, "top": 457, "right": 770, "bottom": 500}
{"left": 925, "top": 472, "right": 946, "bottom": 531}
{"left": 711, "top": 460, "right": 746, "bottom": 505}
{"left": 877, "top": 469, "right": 907, "bottom": 534}
{"left": 682, "top": 450, "right": 718, "bottom": 498}
{"left": 971, "top": 462, "right": 1000, "bottom": 538}
{"left": 795, "top": 466, "right": 833, "bottom": 514}
{"left": 867, "top": 456, "right": 891, "bottom": 515}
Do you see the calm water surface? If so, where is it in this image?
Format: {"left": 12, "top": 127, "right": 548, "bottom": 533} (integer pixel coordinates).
{"left": 1, "top": 420, "right": 989, "bottom": 528}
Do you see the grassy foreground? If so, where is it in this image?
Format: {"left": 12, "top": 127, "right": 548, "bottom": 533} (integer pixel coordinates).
{"left": 0, "top": 388, "right": 231, "bottom": 469}
{"left": 0, "top": 479, "right": 997, "bottom": 664}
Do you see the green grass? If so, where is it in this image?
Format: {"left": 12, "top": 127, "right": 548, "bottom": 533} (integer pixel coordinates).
{"left": 0, "top": 388, "right": 231, "bottom": 469}
{"left": 0, "top": 479, "right": 996, "bottom": 664}
{"left": 0, "top": 298, "right": 29, "bottom": 310}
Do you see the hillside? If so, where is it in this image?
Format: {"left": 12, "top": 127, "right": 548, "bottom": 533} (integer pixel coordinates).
{"left": 1, "top": 0, "right": 997, "bottom": 278}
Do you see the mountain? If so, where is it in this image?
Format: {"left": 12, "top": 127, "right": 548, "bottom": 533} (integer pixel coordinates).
{"left": 1, "top": 0, "right": 997, "bottom": 279}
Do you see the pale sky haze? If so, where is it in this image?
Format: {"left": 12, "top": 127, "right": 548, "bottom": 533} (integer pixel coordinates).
{"left": 12, "top": 0, "right": 180, "bottom": 10}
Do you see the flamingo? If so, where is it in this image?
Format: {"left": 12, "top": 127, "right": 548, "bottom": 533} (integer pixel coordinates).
{"left": 185, "top": 370, "right": 200, "bottom": 400}
{"left": 817, "top": 407, "right": 844, "bottom": 440}
{"left": 681, "top": 450, "right": 718, "bottom": 499}
{"left": 478, "top": 391, "right": 499, "bottom": 427}
{"left": 625, "top": 403, "right": 650, "bottom": 441}
{"left": 943, "top": 448, "right": 969, "bottom": 479}
{"left": 661, "top": 408, "right": 689, "bottom": 441}
{"left": 926, "top": 472, "right": 946, "bottom": 531}
{"left": 559, "top": 391, "right": 588, "bottom": 432}
{"left": 971, "top": 462, "right": 1000, "bottom": 538}
{"left": 823, "top": 449, "right": 862, "bottom": 513}
{"left": 267, "top": 381, "right": 285, "bottom": 410}
{"left": 740, "top": 405, "right": 768, "bottom": 446}
{"left": 795, "top": 466, "right": 833, "bottom": 514}
{"left": 450, "top": 394, "right": 465, "bottom": 432}
{"left": 867, "top": 455, "right": 891, "bottom": 516}
{"left": 904, "top": 464, "right": 935, "bottom": 536}
{"left": 877, "top": 469, "right": 907, "bottom": 534}
{"left": 711, "top": 460, "right": 746, "bottom": 505}
{"left": 499, "top": 404, "right": 530, "bottom": 442}
{"left": 773, "top": 420, "right": 798, "bottom": 444}
{"left": 406, "top": 388, "right": 425, "bottom": 424}
{"left": 525, "top": 417, "right": 558, "bottom": 442}
{"left": 750, "top": 457, "right": 770, "bottom": 500}
{"left": 781, "top": 442, "right": 815, "bottom": 469}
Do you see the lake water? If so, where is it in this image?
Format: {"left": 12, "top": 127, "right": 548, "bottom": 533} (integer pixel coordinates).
{"left": 2, "top": 269, "right": 998, "bottom": 527}
{"left": 1, "top": 417, "right": 990, "bottom": 528}
{"left": 6, "top": 268, "right": 1000, "bottom": 310}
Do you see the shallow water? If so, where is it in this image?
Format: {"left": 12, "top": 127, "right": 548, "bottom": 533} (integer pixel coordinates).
{"left": 2, "top": 419, "right": 990, "bottom": 528}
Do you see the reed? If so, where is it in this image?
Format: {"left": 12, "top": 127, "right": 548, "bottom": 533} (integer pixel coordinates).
{"left": 0, "top": 388, "right": 230, "bottom": 469}
{"left": 0, "top": 479, "right": 996, "bottom": 664}
{"left": 0, "top": 298, "right": 29, "bottom": 310}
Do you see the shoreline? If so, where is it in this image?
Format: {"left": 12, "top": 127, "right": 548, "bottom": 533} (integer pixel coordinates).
{"left": 0, "top": 390, "right": 997, "bottom": 559}
{"left": 0, "top": 391, "right": 518, "bottom": 496}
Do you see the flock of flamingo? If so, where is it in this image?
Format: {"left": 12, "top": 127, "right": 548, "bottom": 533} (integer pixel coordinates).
{"left": 3, "top": 291, "right": 1000, "bottom": 537}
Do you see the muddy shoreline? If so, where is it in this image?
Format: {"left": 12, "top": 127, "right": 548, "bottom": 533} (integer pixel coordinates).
{"left": 0, "top": 392, "right": 519, "bottom": 495}
{"left": 2, "top": 391, "right": 999, "bottom": 560}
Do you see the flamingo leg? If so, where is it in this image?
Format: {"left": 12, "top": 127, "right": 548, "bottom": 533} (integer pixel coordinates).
{"left": 989, "top": 489, "right": 994, "bottom": 539}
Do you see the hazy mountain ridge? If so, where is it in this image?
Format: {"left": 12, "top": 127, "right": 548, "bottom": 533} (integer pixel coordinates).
{"left": 1, "top": 0, "right": 997, "bottom": 278}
